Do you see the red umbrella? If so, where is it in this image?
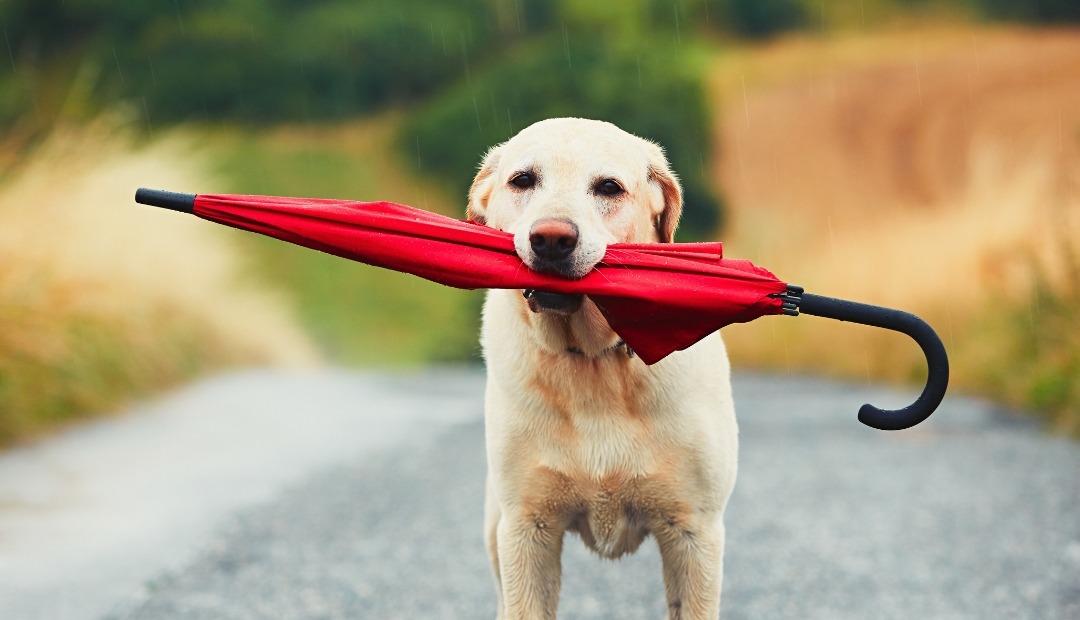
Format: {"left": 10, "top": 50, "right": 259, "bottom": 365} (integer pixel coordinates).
{"left": 135, "top": 188, "right": 948, "bottom": 431}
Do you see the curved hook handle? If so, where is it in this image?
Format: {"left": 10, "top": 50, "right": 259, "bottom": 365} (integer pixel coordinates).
{"left": 795, "top": 291, "right": 949, "bottom": 431}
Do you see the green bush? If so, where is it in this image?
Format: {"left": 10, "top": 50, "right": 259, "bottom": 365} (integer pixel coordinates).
{"left": 403, "top": 36, "right": 724, "bottom": 239}
{"left": 725, "top": 0, "right": 807, "bottom": 37}
{"left": 0, "top": 0, "right": 499, "bottom": 126}
{"left": 975, "top": 0, "right": 1080, "bottom": 22}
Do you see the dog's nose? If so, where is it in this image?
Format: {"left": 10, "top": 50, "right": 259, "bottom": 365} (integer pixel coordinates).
{"left": 529, "top": 219, "right": 579, "bottom": 262}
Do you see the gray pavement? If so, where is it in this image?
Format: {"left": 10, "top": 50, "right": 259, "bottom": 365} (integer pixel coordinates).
{"left": 0, "top": 369, "right": 1077, "bottom": 619}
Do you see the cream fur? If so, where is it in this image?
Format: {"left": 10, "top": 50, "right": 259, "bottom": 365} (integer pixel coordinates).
{"left": 472, "top": 118, "right": 738, "bottom": 620}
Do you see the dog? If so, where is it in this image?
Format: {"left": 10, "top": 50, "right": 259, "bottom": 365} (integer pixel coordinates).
{"left": 469, "top": 118, "right": 738, "bottom": 620}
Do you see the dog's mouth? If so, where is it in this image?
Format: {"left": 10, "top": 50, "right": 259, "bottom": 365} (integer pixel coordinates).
{"left": 523, "top": 289, "right": 584, "bottom": 315}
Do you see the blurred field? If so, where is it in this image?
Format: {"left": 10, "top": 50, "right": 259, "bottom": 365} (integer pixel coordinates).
{"left": 4, "top": 13, "right": 1079, "bottom": 443}
{"left": 713, "top": 26, "right": 1080, "bottom": 433}
{"left": 0, "top": 121, "right": 317, "bottom": 445}
{"left": 198, "top": 115, "right": 484, "bottom": 365}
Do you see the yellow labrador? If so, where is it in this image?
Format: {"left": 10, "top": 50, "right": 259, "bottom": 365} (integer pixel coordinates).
{"left": 470, "top": 118, "right": 737, "bottom": 620}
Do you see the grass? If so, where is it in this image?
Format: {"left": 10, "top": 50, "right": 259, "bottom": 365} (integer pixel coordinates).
{"left": 198, "top": 114, "right": 485, "bottom": 365}
{"left": 0, "top": 112, "right": 484, "bottom": 445}
{"left": 710, "top": 25, "right": 1080, "bottom": 435}
{"left": 0, "top": 119, "right": 316, "bottom": 445}
{"left": 951, "top": 237, "right": 1080, "bottom": 435}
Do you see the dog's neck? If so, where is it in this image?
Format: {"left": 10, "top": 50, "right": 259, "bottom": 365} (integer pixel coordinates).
{"left": 521, "top": 295, "right": 630, "bottom": 360}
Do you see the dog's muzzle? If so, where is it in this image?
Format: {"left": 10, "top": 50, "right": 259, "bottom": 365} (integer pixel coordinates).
{"left": 523, "top": 289, "right": 584, "bottom": 315}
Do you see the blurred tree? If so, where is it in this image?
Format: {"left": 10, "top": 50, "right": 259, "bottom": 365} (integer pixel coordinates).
{"left": 724, "top": 0, "right": 807, "bottom": 37}
{"left": 405, "top": 35, "right": 724, "bottom": 240}
{"left": 0, "top": 0, "right": 728, "bottom": 234}
{"left": 0, "top": 0, "right": 501, "bottom": 126}
{"left": 976, "top": 0, "right": 1080, "bottom": 22}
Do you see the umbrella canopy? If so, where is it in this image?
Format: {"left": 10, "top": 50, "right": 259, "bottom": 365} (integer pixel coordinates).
{"left": 187, "top": 192, "right": 788, "bottom": 365}
{"left": 135, "top": 188, "right": 948, "bottom": 431}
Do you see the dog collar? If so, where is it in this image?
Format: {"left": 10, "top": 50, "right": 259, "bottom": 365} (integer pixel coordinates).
{"left": 565, "top": 340, "right": 635, "bottom": 359}
{"left": 524, "top": 290, "right": 635, "bottom": 360}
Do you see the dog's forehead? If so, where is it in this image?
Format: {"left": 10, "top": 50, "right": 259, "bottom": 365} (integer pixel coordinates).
{"left": 501, "top": 121, "right": 648, "bottom": 178}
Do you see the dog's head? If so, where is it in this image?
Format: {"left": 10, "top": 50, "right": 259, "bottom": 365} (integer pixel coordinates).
{"left": 468, "top": 118, "right": 682, "bottom": 316}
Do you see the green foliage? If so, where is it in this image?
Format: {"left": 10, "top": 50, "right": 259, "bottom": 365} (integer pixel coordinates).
{"left": 0, "top": 312, "right": 231, "bottom": 446}
{"left": 206, "top": 127, "right": 484, "bottom": 365}
{"left": 724, "top": 0, "right": 807, "bottom": 37}
{"left": 0, "top": 0, "right": 499, "bottom": 126}
{"left": 974, "top": 0, "right": 1080, "bottom": 22}
{"left": 958, "top": 241, "right": 1080, "bottom": 437}
{"left": 405, "top": 35, "right": 724, "bottom": 239}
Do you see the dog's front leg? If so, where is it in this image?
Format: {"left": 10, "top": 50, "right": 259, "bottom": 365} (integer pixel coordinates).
{"left": 656, "top": 514, "right": 726, "bottom": 620}
{"left": 495, "top": 511, "right": 565, "bottom": 620}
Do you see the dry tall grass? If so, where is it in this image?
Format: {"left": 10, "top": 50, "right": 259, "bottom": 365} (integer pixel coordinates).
{"left": 0, "top": 120, "right": 317, "bottom": 444}
{"left": 711, "top": 26, "right": 1080, "bottom": 432}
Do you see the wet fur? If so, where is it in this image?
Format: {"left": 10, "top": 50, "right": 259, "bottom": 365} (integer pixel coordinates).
{"left": 471, "top": 118, "right": 738, "bottom": 619}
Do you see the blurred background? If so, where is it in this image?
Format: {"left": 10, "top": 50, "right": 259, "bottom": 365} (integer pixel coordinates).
{"left": 1, "top": 0, "right": 1078, "bottom": 445}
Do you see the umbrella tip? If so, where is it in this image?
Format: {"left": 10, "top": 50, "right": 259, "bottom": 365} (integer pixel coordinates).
{"left": 135, "top": 188, "right": 196, "bottom": 213}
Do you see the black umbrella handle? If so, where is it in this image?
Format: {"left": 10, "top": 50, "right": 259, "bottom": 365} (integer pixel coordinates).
{"left": 780, "top": 287, "right": 950, "bottom": 431}
{"left": 135, "top": 188, "right": 196, "bottom": 213}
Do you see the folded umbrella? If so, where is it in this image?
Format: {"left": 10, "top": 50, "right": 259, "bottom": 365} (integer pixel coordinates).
{"left": 135, "top": 188, "right": 948, "bottom": 431}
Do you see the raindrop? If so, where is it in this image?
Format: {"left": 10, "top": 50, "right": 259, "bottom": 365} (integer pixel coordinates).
{"left": 174, "top": 0, "right": 186, "bottom": 36}
{"left": 673, "top": 2, "right": 681, "bottom": 46}
{"left": 473, "top": 95, "right": 482, "bottom": 132}
{"left": 946, "top": 305, "right": 955, "bottom": 355}
{"left": 1059, "top": 108, "right": 1064, "bottom": 154}
{"left": 562, "top": 23, "right": 571, "bottom": 69}
{"left": 416, "top": 136, "right": 422, "bottom": 172}
{"left": 741, "top": 74, "right": 750, "bottom": 129}
{"left": 113, "top": 47, "right": 124, "bottom": 84}
{"left": 734, "top": 127, "right": 745, "bottom": 182}
{"left": 971, "top": 34, "right": 981, "bottom": 75}
{"left": 461, "top": 36, "right": 471, "bottom": 85}
{"left": 914, "top": 57, "right": 923, "bottom": 106}
{"left": 507, "top": 108, "right": 513, "bottom": 134}
{"left": 4, "top": 29, "right": 15, "bottom": 73}
{"left": 827, "top": 216, "right": 837, "bottom": 265}
{"left": 148, "top": 56, "right": 156, "bottom": 86}
{"left": 141, "top": 97, "right": 153, "bottom": 138}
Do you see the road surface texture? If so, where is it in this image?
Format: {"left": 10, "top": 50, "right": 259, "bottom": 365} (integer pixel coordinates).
{"left": 1, "top": 368, "right": 1077, "bottom": 619}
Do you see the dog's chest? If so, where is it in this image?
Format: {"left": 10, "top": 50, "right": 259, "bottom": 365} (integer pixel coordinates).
{"left": 519, "top": 361, "right": 693, "bottom": 557}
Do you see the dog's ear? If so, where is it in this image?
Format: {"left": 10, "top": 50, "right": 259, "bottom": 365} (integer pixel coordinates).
{"left": 467, "top": 145, "right": 502, "bottom": 225}
{"left": 645, "top": 143, "right": 683, "bottom": 243}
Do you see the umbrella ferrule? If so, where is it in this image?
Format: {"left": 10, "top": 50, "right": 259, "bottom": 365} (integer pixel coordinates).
{"left": 135, "top": 188, "right": 196, "bottom": 213}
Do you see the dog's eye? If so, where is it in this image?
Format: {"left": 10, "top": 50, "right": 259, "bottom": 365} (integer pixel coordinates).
{"left": 510, "top": 172, "right": 536, "bottom": 189}
{"left": 595, "top": 179, "right": 624, "bottom": 197}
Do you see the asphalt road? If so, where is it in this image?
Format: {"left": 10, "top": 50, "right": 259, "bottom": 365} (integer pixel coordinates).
{"left": 1, "top": 368, "right": 1077, "bottom": 619}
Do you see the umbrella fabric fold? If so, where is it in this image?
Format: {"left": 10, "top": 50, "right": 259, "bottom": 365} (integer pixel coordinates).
{"left": 192, "top": 193, "right": 788, "bottom": 364}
